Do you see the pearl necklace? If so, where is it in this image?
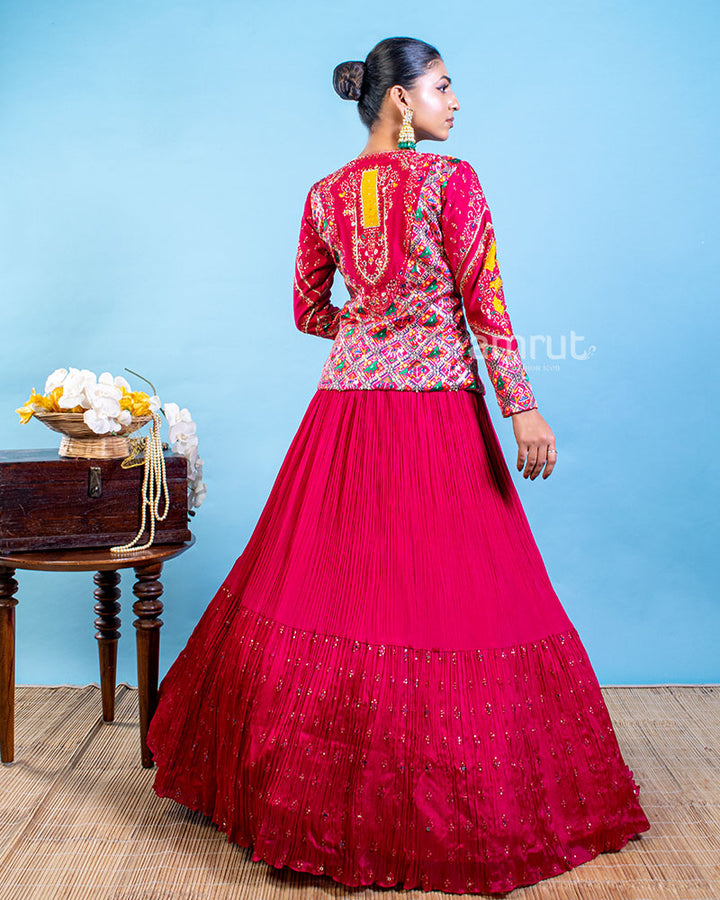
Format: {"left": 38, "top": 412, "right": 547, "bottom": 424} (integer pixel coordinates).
{"left": 110, "top": 411, "right": 170, "bottom": 554}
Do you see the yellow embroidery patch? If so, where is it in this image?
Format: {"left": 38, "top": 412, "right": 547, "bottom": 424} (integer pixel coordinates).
{"left": 361, "top": 168, "right": 379, "bottom": 228}
{"left": 484, "top": 239, "right": 497, "bottom": 272}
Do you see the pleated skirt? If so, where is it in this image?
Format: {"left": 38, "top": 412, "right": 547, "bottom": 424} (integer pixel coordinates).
{"left": 146, "top": 387, "right": 650, "bottom": 894}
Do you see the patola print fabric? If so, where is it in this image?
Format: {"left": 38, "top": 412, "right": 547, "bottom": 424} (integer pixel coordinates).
{"left": 293, "top": 149, "right": 538, "bottom": 417}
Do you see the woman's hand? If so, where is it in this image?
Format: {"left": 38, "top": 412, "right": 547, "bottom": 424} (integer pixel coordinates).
{"left": 510, "top": 408, "right": 557, "bottom": 480}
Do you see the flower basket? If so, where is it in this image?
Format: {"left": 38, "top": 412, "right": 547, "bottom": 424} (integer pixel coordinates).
{"left": 18, "top": 367, "right": 206, "bottom": 511}
{"left": 34, "top": 411, "right": 153, "bottom": 459}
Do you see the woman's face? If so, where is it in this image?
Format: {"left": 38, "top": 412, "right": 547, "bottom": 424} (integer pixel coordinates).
{"left": 401, "top": 57, "right": 460, "bottom": 143}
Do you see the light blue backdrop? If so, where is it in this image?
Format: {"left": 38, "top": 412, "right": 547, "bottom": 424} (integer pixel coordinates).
{"left": 1, "top": 0, "right": 717, "bottom": 685}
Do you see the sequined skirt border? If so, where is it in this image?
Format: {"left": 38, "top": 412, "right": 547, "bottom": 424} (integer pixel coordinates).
{"left": 147, "top": 594, "right": 650, "bottom": 895}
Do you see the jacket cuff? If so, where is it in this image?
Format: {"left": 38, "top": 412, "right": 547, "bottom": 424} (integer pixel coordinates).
{"left": 479, "top": 343, "right": 538, "bottom": 418}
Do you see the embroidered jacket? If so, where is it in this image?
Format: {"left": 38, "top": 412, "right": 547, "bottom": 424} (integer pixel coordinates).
{"left": 293, "top": 149, "right": 537, "bottom": 417}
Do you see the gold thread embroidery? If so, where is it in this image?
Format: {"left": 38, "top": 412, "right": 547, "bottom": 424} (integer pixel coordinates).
{"left": 349, "top": 169, "right": 391, "bottom": 284}
{"left": 313, "top": 154, "right": 428, "bottom": 292}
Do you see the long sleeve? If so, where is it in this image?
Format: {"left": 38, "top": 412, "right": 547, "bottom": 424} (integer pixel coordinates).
{"left": 293, "top": 188, "right": 343, "bottom": 340}
{"left": 441, "top": 161, "right": 538, "bottom": 417}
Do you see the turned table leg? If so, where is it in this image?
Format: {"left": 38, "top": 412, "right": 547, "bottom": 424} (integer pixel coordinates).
{"left": 133, "top": 562, "right": 164, "bottom": 768}
{"left": 94, "top": 570, "right": 121, "bottom": 722}
{"left": 0, "top": 566, "right": 19, "bottom": 765}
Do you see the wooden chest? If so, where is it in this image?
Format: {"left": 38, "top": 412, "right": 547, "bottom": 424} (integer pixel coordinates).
{"left": 0, "top": 449, "right": 192, "bottom": 552}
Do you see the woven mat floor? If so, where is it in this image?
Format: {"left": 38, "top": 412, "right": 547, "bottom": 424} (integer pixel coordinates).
{"left": 0, "top": 684, "right": 717, "bottom": 900}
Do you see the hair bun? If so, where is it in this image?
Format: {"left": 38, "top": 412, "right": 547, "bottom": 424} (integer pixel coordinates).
{"left": 332, "top": 60, "right": 365, "bottom": 101}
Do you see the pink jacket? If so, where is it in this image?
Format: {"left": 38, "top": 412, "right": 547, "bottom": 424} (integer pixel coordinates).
{"left": 293, "top": 149, "right": 537, "bottom": 417}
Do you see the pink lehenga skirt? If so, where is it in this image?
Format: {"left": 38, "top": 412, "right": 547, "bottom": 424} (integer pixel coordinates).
{"left": 146, "top": 387, "right": 650, "bottom": 894}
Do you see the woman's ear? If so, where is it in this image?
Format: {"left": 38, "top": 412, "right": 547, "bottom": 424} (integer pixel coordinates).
{"left": 387, "top": 84, "right": 410, "bottom": 116}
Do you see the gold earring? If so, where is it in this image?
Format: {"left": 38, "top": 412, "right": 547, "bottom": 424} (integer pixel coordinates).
{"left": 398, "top": 107, "right": 416, "bottom": 150}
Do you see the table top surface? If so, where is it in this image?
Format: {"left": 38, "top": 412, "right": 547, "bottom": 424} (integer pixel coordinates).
{"left": 0, "top": 535, "right": 196, "bottom": 571}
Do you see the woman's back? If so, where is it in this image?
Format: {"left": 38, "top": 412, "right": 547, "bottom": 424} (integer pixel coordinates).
{"left": 294, "top": 148, "right": 537, "bottom": 415}
{"left": 148, "top": 37, "right": 650, "bottom": 896}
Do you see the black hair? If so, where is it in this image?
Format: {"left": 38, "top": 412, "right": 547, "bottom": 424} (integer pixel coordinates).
{"left": 332, "top": 37, "right": 442, "bottom": 129}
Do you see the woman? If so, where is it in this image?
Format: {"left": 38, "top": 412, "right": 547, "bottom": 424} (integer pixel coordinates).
{"left": 146, "top": 36, "right": 650, "bottom": 894}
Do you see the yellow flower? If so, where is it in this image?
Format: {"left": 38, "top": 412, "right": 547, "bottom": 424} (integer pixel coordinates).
{"left": 15, "top": 388, "right": 41, "bottom": 423}
{"left": 16, "top": 402, "right": 36, "bottom": 424}
{"left": 16, "top": 385, "right": 83, "bottom": 422}
{"left": 120, "top": 388, "right": 152, "bottom": 417}
{"left": 47, "top": 386, "right": 65, "bottom": 411}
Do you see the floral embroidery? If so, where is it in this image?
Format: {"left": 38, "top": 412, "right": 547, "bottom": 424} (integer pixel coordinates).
{"left": 313, "top": 156, "right": 481, "bottom": 392}
{"left": 293, "top": 190, "right": 343, "bottom": 340}
{"left": 441, "top": 160, "right": 538, "bottom": 416}
{"left": 293, "top": 151, "right": 537, "bottom": 414}
{"left": 346, "top": 166, "right": 392, "bottom": 284}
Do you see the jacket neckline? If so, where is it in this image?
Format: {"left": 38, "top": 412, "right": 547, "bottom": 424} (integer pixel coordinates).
{"left": 352, "top": 149, "right": 421, "bottom": 163}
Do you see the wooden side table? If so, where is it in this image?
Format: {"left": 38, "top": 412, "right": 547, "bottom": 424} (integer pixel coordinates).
{"left": 0, "top": 537, "right": 194, "bottom": 768}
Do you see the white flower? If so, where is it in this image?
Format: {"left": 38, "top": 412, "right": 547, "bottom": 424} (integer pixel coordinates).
{"left": 166, "top": 404, "right": 197, "bottom": 446}
{"left": 184, "top": 449, "right": 201, "bottom": 481}
{"left": 59, "top": 368, "right": 97, "bottom": 409}
{"left": 176, "top": 443, "right": 199, "bottom": 481}
{"left": 163, "top": 400, "right": 204, "bottom": 509}
{"left": 165, "top": 402, "right": 195, "bottom": 429}
{"left": 190, "top": 480, "right": 207, "bottom": 509}
{"left": 173, "top": 433, "right": 199, "bottom": 454}
{"left": 188, "top": 458, "right": 207, "bottom": 507}
{"left": 85, "top": 380, "right": 122, "bottom": 420}
{"left": 148, "top": 394, "right": 161, "bottom": 413}
{"left": 164, "top": 401, "right": 179, "bottom": 422}
{"left": 44, "top": 368, "right": 68, "bottom": 394}
{"left": 117, "top": 409, "right": 132, "bottom": 427}
{"left": 83, "top": 408, "right": 115, "bottom": 435}
{"left": 113, "top": 375, "right": 131, "bottom": 391}
{"left": 170, "top": 428, "right": 198, "bottom": 455}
